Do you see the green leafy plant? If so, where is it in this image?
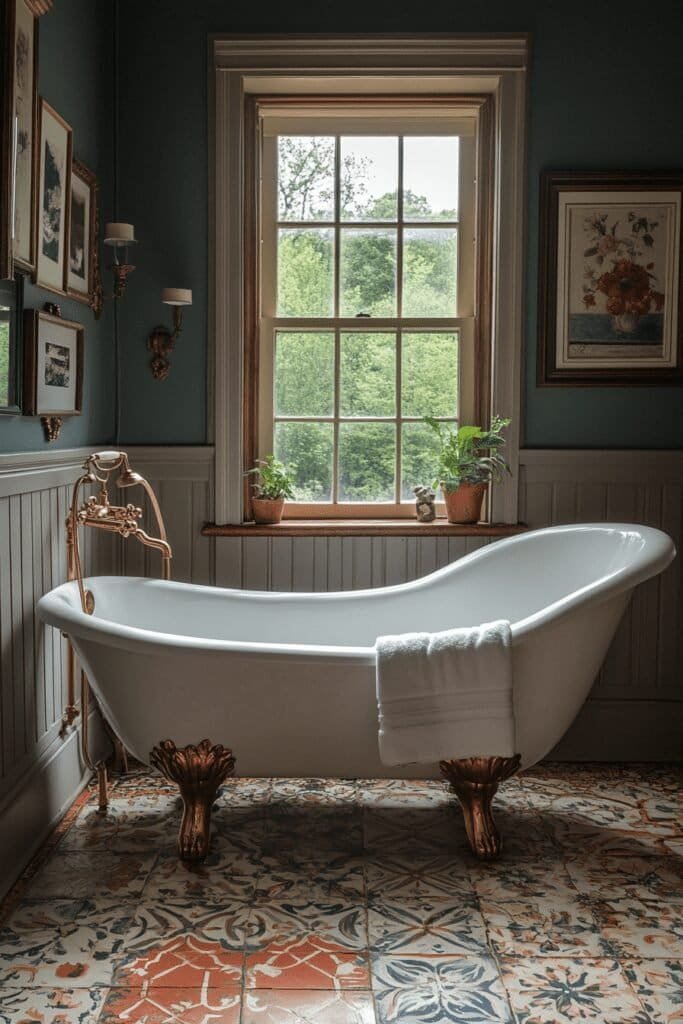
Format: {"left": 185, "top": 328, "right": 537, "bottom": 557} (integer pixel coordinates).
{"left": 424, "top": 415, "right": 512, "bottom": 492}
{"left": 246, "top": 455, "right": 296, "bottom": 500}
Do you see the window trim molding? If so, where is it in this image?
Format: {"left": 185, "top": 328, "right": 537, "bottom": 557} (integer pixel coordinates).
{"left": 212, "top": 34, "right": 528, "bottom": 525}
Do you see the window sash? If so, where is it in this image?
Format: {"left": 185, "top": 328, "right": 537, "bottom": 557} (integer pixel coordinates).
{"left": 257, "top": 113, "right": 479, "bottom": 516}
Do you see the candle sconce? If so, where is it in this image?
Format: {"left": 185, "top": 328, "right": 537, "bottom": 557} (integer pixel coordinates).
{"left": 101, "top": 222, "right": 137, "bottom": 307}
{"left": 147, "top": 288, "right": 192, "bottom": 380}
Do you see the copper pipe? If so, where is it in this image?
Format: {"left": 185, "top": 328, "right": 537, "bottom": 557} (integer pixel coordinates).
{"left": 61, "top": 451, "right": 174, "bottom": 811}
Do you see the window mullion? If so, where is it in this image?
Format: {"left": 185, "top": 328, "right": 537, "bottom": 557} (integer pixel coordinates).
{"left": 395, "top": 328, "right": 402, "bottom": 504}
{"left": 333, "top": 327, "right": 340, "bottom": 503}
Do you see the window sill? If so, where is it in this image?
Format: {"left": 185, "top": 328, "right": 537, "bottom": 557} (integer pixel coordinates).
{"left": 202, "top": 520, "right": 528, "bottom": 538}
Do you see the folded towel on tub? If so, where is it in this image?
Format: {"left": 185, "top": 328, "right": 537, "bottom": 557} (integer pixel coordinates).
{"left": 375, "top": 620, "right": 514, "bottom": 765}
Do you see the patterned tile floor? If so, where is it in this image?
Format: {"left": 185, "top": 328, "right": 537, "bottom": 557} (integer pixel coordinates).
{"left": 0, "top": 764, "right": 681, "bottom": 1023}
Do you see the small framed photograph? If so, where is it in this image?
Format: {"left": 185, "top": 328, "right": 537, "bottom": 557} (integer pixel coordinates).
{"left": 35, "top": 98, "right": 72, "bottom": 294}
{"left": 538, "top": 171, "right": 683, "bottom": 386}
{"left": 24, "top": 309, "right": 83, "bottom": 416}
{"left": 66, "top": 159, "right": 97, "bottom": 303}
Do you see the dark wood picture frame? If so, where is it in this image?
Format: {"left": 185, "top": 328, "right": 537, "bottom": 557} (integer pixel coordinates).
{"left": 23, "top": 308, "right": 83, "bottom": 416}
{"left": 538, "top": 171, "right": 683, "bottom": 387}
{"left": 0, "top": 272, "right": 24, "bottom": 414}
{"left": 1, "top": 0, "right": 51, "bottom": 277}
{"left": 35, "top": 98, "right": 72, "bottom": 295}
{"left": 66, "top": 158, "right": 98, "bottom": 304}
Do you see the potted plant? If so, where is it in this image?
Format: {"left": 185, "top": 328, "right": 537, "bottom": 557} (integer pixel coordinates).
{"left": 246, "top": 455, "right": 296, "bottom": 525}
{"left": 424, "top": 415, "right": 511, "bottom": 524}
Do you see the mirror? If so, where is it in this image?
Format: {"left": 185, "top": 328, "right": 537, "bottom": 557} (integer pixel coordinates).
{"left": 0, "top": 274, "right": 22, "bottom": 413}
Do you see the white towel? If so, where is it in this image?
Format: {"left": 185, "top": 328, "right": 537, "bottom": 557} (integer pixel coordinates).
{"left": 375, "top": 620, "right": 515, "bottom": 766}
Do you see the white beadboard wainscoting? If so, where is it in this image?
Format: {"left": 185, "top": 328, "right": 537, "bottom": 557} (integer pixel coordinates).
{"left": 0, "top": 448, "right": 110, "bottom": 897}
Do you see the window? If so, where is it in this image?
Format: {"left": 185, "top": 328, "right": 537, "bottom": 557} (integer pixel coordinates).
{"left": 256, "top": 107, "right": 480, "bottom": 517}
{"left": 213, "top": 36, "right": 527, "bottom": 528}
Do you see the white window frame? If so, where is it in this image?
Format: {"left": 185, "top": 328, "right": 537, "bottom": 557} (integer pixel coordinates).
{"left": 212, "top": 35, "right": 528, "bottom": 525}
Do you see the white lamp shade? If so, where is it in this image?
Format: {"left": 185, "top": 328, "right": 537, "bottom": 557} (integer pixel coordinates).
{"left": 104, "top": 222, "right": 137, "bottom": 246}
{"left": 162, "top": 287, "right": 192, "bottom": 306}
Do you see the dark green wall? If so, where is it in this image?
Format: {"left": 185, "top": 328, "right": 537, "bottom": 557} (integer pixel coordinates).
{"left": 1, "top": 0, "right": 115, "bottom": 452}
{"left": 116, "top": 0, "right": 683, "bottom": 447}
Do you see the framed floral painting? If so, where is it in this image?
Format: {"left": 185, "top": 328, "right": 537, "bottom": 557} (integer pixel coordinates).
{"left": 538, "top": 171, "right": 683, "bottom": 386}
{"left": 35, "top": 98, "right": 72, "bottom": 294}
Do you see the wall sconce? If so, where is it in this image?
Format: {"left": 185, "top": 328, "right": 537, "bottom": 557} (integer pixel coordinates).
{"left": 103, "top": 222, "right": 137, "bottom": 298}
{"left": 147, "top": 288, "right": 192, "bottom": 380}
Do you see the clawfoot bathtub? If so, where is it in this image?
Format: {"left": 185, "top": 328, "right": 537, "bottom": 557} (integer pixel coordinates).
{"left": 38, "top": 523, "right": 675, "bottom": 861}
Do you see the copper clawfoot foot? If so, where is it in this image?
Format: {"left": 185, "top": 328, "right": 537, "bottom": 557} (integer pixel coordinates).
{"left": 440, "top": 754, "right": 521, "bottom": 860}
{"left": 150, "top": 739, "right": 236, "bottom": 862}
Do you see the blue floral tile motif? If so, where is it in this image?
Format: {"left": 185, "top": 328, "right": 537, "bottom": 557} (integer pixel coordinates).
{"left": 0, "top": 897, "right": 136, "bottom": 989}
{"left": 373, "top": 954, "right": 513, "bottom": 1023}
{"left": 257, "top": 850, "right": 366, "bottom": 900}
{"left": 368, "top": 897, "right": 488, "bottom": 955}
{"left": 624, "top": 958, "right": 683, "bottom": 1024}
{"left": 501, "top": 956, "right": 651, "bottom": 1023}
{"left": 246, "top": 899, "right": 368, "bottom": 951}
{"left": 365, "top": 853, "right": 474, "bottom": 900}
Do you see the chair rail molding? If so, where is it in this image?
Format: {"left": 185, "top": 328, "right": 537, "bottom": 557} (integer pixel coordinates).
{"left": 211, "top": 34, "right": 529, "bottom": 526}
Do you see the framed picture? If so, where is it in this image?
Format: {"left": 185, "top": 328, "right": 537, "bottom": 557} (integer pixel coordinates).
{"left": 66, "top": 159, "right": 97, "bottom": 303}
{"left": 23, "top": 309, "right": 83, "bottom": 416}
{"left": 35, "top": 98, "right": 72, "bottom": 294}
{"left": 1, "top": 1, "right": 51, "bottom": 277}
{"left": 538, "top": 171, "right": 683, "bottom": 386}
{"left": 0, "top": 274, "right": 24, "bottom": 414}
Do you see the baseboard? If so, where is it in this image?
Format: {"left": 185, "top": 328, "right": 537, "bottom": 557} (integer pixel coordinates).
{"left": 549, "top": 699, "right": 683, "bottom": 761}
{"left": 0, "top": 710, "right": 109, "bottom": 901}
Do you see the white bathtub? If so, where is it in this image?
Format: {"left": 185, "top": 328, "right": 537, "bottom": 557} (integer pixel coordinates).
{"left": 38, "top": 523, "right": 674, "bottom": 777}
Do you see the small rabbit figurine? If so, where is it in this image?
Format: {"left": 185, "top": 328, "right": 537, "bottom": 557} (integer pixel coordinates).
{"left": 413, "top": 484, "right": 436, "bottom": 522}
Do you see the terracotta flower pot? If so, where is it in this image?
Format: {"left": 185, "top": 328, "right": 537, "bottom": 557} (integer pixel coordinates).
{"left": 251, "top": 497, "right": 285, "bottom": 525}
{"left": 442, "top": 482, "right": 487, "bottom": 524}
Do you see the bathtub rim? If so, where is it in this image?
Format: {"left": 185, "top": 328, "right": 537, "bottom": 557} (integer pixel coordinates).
{"left": 37, "top": 523, "right": 675, "bottom": 661}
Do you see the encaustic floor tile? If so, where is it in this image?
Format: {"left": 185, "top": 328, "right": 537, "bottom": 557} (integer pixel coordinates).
{"left": 364, "top": 853, "right": 474, "bottom": 900}
{"left": 566, "top": 854, "right": 683, "bottom": 903}
{"left": 500, "top": 956, "right": 652, "bottom": 1023}
{"left": 113, "top": 898, "right": 253, "bottom": 960}
{"left": 0, "top": 897, "right": 136, "bottom": 989}
{"left": 99, "top": 984, "right": 241, "bottom": 1023}
{"left": 368, "top": 896, "right": 488, "bottom": 956}
{"left": 113, "top": 933, "right": 243, "bottom": 989}
{"left": 269, "top": 778, "right": 359, "bottom": 806}
{"left": 26, "top": 850, "right": 158, "bottom": 901}
{"left": 60, "top": 793, "right": 181, "bottom": 853}
{"left": 241, "top": 989, "right": 376, "bottom": 1024}
{"left": 355, "top": 778, "right": 453, "bottom": 808}
{"left": 372, "top": 954, "right": 513, "bottom": 1024}
{"left": 592, "top": 895, "right": 683, "bottom": 959}
{"left": 0, "top": 986, "right": 107, "bottom": 1024}
{"left": 246, "top": 899, "right": 367, "bottom": 951}
{"left": 623, "top": 958, "right": 683, "bottom": 1024}
{"left": 256, "top": 851, "right": 366, "bottom": 900}
{"left": 245, "top": 935, "right": 370, "bottom": 990}
{"left": 141, "top": 846, "right": 260, "bottom": 903}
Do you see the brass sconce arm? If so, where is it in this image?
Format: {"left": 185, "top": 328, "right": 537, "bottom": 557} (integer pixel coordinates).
{"left": 147, "top": 288, "right": 192, "bottom": 380}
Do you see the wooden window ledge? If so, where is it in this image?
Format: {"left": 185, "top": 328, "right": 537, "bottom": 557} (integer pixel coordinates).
{"left": 202, "top": 520, "right": 528, "bottom": 538}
